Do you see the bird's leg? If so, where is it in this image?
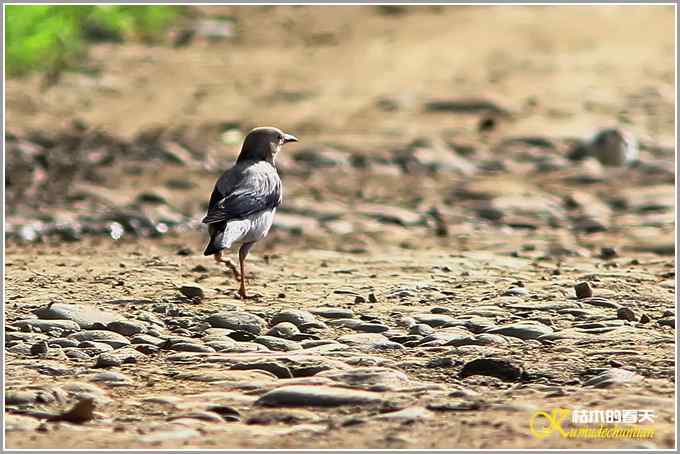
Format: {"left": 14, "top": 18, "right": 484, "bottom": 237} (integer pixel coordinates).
{"left": 237, "top": 243, "right": 253, "bottom": 300}
{"left": 214, "top": 251, "right": 239, "bottom": 281}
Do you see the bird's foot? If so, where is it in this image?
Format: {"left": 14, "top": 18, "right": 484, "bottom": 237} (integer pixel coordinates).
{"left": 235, "top": 287, "right": 263, "bottom": 300}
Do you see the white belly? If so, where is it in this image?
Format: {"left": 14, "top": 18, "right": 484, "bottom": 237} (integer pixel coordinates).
{"left": 219, "top": 208, "right": 275, "bottom": 249}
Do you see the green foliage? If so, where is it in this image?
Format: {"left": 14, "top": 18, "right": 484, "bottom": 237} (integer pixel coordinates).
{"left": 5, "top": 5, "right": 183, "bottom": 77}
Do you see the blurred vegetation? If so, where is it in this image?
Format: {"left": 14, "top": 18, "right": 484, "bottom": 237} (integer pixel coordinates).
{"left": 5, "top": 5, "right": 184, "bottom": 77}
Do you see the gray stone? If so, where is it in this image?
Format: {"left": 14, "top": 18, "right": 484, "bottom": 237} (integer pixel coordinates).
{"left": 179, "top": 285, "right": 205, "bottom": 300}
{"left": 485, "top": 322, "right": 553, "bottom": 340}
{"left": 256, "top": 385, "right": 384, "bottom": 407}
{"left": 33, "top": 303, "right": 123, "bottom": 330}
{"left": 107, "top": 320, "right": 148, "bottom": 336}
{"left": 130, "top": 334, "right": 166, "bottom": 347}
{"left": 583, "top": 368, "right": 642, "bottom": 388}
{"left": 337, "top": 333, "right": 404, "bottom": 350}
{"left": 301, "top": 339, "right": 341, "bottom": 349}
{"left": 170, "top": 342, "right": 216, "bottom": 353}
{"left": 413, "top": 314, "right": 456, "bottom": 327}
{"left": 617, "top": 307, "right": 638, "bottom": 322}
{"left": 95, "top": 347, "right": 146, "bottom": 367}
{"left": 271, "top": 309, "right": 318, "bottom": 328}
{"left": 77, "top": 341, "right": 115, "bottom": 353}
{"left": 69, "top": 330, "right": 131, "bottom": 349}
{"left": 91, "top": 371, "right": 132, "bottom": 384}
{"left": 376, "top": 406, "right": 432, "bottom": 421}
{"left": 13, "top": 319, "right": 80, "bottom": 332}
{"left": 266, "top": 322, "right": 301, "bottom": 339}
{"left": 254, "top": 336, "right": 302, "bottom": 351}
{"left": 48, "top": 338, "right": 80, "bottom": 348}
{"left": 6, "top": 332, "right": 48, "bottom": 344}
{"left": 317, "top": 367, "right": 411, "bottom": 390}
{"left": 206, "top": 311, "right": 267, "bottom": 335}
{"left": 309, "top": 307, "right": 354, "bottom": 319}
{"left": 408, "top": 323, "right": 435, "bottom": 336}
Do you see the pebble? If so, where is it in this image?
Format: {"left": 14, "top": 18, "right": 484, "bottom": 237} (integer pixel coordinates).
{"left": 138, "top": 429, "right": 200, "bottom": 444}
{"left": 574, "top": 282, "right": 593, "bottom": 299}
{"left": 459, "top": 357, "right": 524, "bottom": 382}
{"left": 77, "top": 341, "right": 114, "bottom": 354}
{"left": 170, "top": 342, "right": 216, "bottom": 353}
{"left": 463, "top": 318, "right": 497, "bottom": 333}
{"left": 503, "top": 286, "right": 529, "bottom": 297}
{"left": 616, "top": 307, "right": 638, "bottom": 322}
{"left": 13, "top": 319, "right": 80, "bottom": 332}
{"left": 69, "top": 330, "right": 130, "bottom": 349}
{"left": 204, "top": 340, "right": 239, "bottom": 352}
{"left": 337, "top": 333, "right": 404, "bottom": 350}
{"left": 254, "top": 336, "right": 302, "bottom": 352}
{"left": 206, "top": 311, "right": 267, "bottom": 335}
{"left": 270, "top": 309, "right": 319, "bottom": 329}
{"left": 106, "top": 320, "right": 148, "bottom": 336}
{"left": 30, "top": 341, "right": 49, "bottom": 356}
{"left": 6, "top": 332, "right": 48, "bottom": 344}
{"left": 91, "top": 371, "right": 132, "bottom": 384}
{"left": 582, "top": 368, "right": 642, "bottom": 388}
{"left": 64, "top": 348, "right": 93, "bottom": 360}
{"left": 309, "top": 307, "right": 354, "bottom": 319}
{"left": 48, "top": 338, "right": 80, "bottom": 348}
{"left": 33, "top": 303, "right": 123, "bottom": 330}
{"left": 230, "top": 361, "right": 293, "bottom": 379}
{"left": 59, "top": 381, "right": 109, "bottom": 402}
{"left": 427, "top": 400, "right": 484, "bottom": 412}
{"left": 301, "top": 339, "right": 341, "bottom": 349}
{"left": 317, "top": 367, "right": 412, "bottom": 390}
{"left": 130, "top": 334, "right": 166, "bottom": 347}
{"left": 266, "top": 322, "right": 301, "bottom": 339}
{"left": 179, "top": 285, "right": 205, "bottom": 300}
{"left": 657, "top": 318, "right": 675, "bottom": 328}
{"left": 587, "top": 128, "right": 638, "bottom": 167}
{"left": 412, "top": 314, "right": 456, "bottom": 327}
{"left": 376, "top": 406, "right": 432, "bottom": 421}
{"left": 255, "top": 385, "right": 384, "bottom": 407}
{"left": 485, "top": 322, "right": 553, "bottom": 340}
{"left": 446, "top": 333, "right": 510, "bottom": 347}
{"left": 408, "top": 324, "right": 435, "bottom": 336}
{"left": 95, "top": 348, "right": 146, "bottom": 367}
{"left": 328, "top": 318, "right": 389, "bottom": 333}
{"left": 579, "top": 297, "right": 621, "bottom": 309}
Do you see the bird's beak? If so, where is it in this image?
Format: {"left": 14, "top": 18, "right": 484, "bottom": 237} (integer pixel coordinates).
{"left": 283, "top": 133, "right": 298, "bottom": 143}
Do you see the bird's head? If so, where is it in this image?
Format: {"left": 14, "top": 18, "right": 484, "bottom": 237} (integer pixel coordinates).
{"left": 237, "top": 127, "right": 298, "bottom": 164}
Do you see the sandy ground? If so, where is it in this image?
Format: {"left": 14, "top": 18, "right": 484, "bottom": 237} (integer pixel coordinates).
{"left": 4, "top": 5, "right": 676, "bottom": 449}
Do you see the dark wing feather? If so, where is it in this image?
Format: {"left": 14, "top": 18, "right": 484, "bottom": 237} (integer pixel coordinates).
{"left": 202, "top": 162, "right": 282, "bottom": 225}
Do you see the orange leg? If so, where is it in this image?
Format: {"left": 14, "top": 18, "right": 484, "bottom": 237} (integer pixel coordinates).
{"left": 237, "top": 243, "right": 253, "bottom": 300}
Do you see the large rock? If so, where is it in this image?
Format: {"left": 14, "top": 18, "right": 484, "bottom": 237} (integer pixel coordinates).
{"left": 33, "top": 303, "right": 123, "bottom": 330}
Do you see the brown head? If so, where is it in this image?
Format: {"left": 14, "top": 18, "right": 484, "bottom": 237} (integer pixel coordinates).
{"left": 236, "top": 127, "right": 298, "bottom": 164}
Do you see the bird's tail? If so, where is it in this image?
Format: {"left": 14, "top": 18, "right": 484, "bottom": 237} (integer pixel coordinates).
{"left": 203, "top": 220, "right": 250, "bottom": 256}
{"left": 204, "top": 222, "right": 226, "bottom": 256}
{"left": 203, "top": 241, "right": 223, "bottom": 256}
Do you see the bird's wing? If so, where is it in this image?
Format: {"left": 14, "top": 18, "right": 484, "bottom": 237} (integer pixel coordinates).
{"left": 202, "top": 162, "right": 282, "bottom": 225}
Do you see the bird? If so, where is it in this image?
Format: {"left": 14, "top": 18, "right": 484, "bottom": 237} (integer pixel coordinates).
{"left": 202, "top": 127, "right": 298, "bottom": 299}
